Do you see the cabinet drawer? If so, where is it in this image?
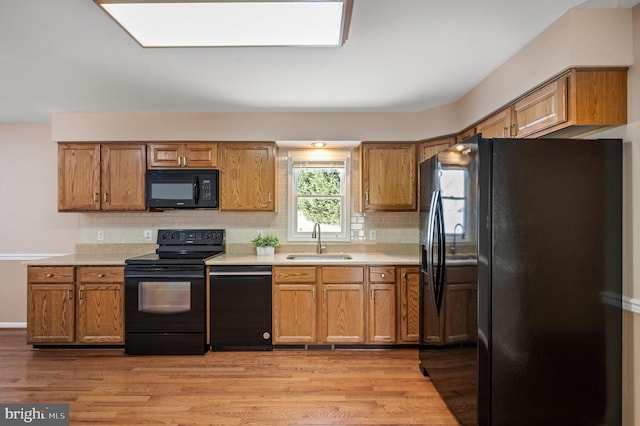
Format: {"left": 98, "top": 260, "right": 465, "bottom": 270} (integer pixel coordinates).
{"left": 369, "top": 266, "right": 396, "bottom": 283}
{"left": 446, "top": 266, "right": 476, "bottom": 283}
{"left": 321, "top": 266, "right": 364, "bottom": 283}
{"left": 78, "top": 266, "right": 124, "bottom": 283}
{"left": 28, "top": 266, "right": 75, "bottom": 283}
{"left": 273, "top": 266, "right": 316, "bottom": 283}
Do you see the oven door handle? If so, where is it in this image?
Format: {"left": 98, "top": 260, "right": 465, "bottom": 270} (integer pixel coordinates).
{"left": 210, "top": 271, "right": 272, "bottom": 277}
{"left": 125, "top": 272, "right": 204, "bottom": 279}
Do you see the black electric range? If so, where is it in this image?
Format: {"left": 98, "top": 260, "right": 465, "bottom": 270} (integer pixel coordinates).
{"left": 124, "top": 229, "right": 225, "bottom": 355}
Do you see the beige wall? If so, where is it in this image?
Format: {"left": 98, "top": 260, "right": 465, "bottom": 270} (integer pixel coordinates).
{"left": 1, "top": 5, "right": 638, "bottom": 422}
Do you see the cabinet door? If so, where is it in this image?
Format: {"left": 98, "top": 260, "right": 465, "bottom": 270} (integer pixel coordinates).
{"left": 368, "top": 283, "right": 396, "bottom": 343}
{"left": 444, "top": 283, "right": 475, "bottom": 344}
{"left": 27, "top": 284, "right": 75, "bottom": 344}
{"left": 183, "top": 143, "right": 217, "bottom": 168}
{"left": 476, "top": 108, "right": 512, "bottom": 138}
{"left": 321, "top": 284, "right": 365, "bottom": 343}
{"left": 361, "top": 143, "right": 417, "bottom": 211}
{"left": 76, "top": 266, "right": 124, "bottom": 344}
{"left": 58, "top": 143, "right": 101, "bottom": 211}
{"left": 272, "top": 284, "right": 317, "bottom": 344}
{"left": 76, "top": 283, "right": 124, "bottom": 343}
{"left": 419, "top": 137, "right": 455, "bottom": 163}
{"left": 147, "top": 143, "right": 183, "bottom": 168}
{"left": 512, "top": 77, "right": 567, "bottom": 138}
{"left": 100, "top": 144, "right": 146, "bottom": 211}
{"left": 219, "top": 143, "right": 276, "bottom": 211}
{"left": 421, "top": 282, "right": 444, "bottom": 344}
{"left": 400, "top": 267, "right": 420, "bottom": 343}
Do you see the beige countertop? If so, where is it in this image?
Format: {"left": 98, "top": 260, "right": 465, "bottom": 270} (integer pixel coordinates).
{"left": 23, "top": 253, "right": 135, "bottom": 266}
{"left": 206, "top": 252, "right": 420, "bottom": 266}
{"left": 21, "top": 252, "right": 482, "bottom": 267}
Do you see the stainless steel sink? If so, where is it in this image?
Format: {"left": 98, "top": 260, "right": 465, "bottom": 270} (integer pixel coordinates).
{"left": 286, "top": 254, "right": 353, "bottom": 261}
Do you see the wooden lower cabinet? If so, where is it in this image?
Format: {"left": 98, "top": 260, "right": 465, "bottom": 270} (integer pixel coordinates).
{"left": 399, "top": 267, "right": 420, "bottom": 343}
{"left": 320, "top": 267, "right": 365, "bottom": 344}
{"left": 272, "top": 266, "right": 317, "bottom": 344}
{"left": 27, "top": 266, "right": 124, "bottom": 345}
{"left": 273, "top": 265, "right": 420, "bottom": 346}
{"left": 421, "top": 265, "right": 477, "bottom": 346}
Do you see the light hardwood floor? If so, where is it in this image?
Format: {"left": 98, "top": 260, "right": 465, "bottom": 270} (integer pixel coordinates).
{"left": 0, "top": 330, "right": 459, "bottom": 425}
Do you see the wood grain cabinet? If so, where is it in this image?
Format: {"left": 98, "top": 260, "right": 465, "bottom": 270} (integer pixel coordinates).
{"left": 147, "top": 143, "right": 217, "bottom": 168}
{"left": 464, "top": 68, "right": 627, "bottom": 140}
{"left": 27, "top": 267, "right": 76, "bottom": 344}
{"left": 218, "top": 142, "right": 277, "bottom": 211}
{"left": 399, "top": 266, "right": 420, "bottom": 343}
{"left": 272, "top": 266, "right": 317, "bottom": 344}
{"left": 76, "top": 266, "right": 124, "bottom": 344}
{"left": 58, "top": 143, "right": 146, "bottom": 212}
{"left": 320, "top": 267, "right": 365, "bottom": 344}
{"left": 360, "top": 143, "right": 417, "bottom": 211}
{"left": 418, "top": 137, "right": 455, "bottom": 163}
{"left": 367, "top": 266, "right": 396, "bottom": 343}
{"left": 421, "top": 265, "right": 477, "bottom": 346}
{"left": 27, "top": 266, "right": 124, "bottom": 345}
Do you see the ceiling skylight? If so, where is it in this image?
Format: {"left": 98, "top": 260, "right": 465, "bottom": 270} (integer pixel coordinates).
{"left": 95, "top": 0, "right": 353, "bottom": 48}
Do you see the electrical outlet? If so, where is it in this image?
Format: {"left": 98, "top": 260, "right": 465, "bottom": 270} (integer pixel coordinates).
{"left": 143, "top": 230, "right": 153, "bottom": 241}
{"left": 97, "top": 230, "right": 104, "bottom": 241}
{"left": 369, "top": 230, "right": 377, "bottom": 241}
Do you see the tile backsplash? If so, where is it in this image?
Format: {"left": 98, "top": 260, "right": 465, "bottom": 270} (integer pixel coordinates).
{"left": 79, "top": 147, "right": 419, "bottom": 246}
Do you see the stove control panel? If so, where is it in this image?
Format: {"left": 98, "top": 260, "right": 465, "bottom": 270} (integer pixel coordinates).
{"left": 157, "top": 229, "right": 225, "bottom": 246}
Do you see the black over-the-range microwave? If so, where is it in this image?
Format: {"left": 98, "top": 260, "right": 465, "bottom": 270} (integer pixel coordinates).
{"left": 145, "top": 169, "right": 219, "bottom": 209}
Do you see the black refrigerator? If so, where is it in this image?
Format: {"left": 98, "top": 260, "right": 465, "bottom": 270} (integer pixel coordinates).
{"left": 418, "top": 135, "right": 622, "bottom": 425}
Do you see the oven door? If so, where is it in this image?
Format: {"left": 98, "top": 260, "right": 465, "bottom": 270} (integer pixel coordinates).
{"left": 124, "top": 265, "right": 205, "bottom": 334}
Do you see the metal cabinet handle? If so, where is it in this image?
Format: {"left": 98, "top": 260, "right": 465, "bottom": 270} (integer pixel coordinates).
{"left": 103, "top": 193, "right": 109, "bottom": 203}
{"left": 68, "top": 289, "right": 73, "bottom": 299}
{"left": 98, "top": 273, "right": 105, "bottom": 278}
{"left": 79, "top": 289, "right": 84, "bottom": 299}
{"left": 93, "top": 193, "right": 99, "bottom": 203}
{"left": 365, "top": 191, "right": 369, "bottom": 202}
{"left": 371, "top": 289, "right": 374, "bottom": 300}
{"left": 381, "top": 273, "right": 385, "bottom": 278}
{"left": 46, "top": 273, "right": 53, "bottom": 278}
{"left": 312, "top": 288, "right": 316, "bottom": 301}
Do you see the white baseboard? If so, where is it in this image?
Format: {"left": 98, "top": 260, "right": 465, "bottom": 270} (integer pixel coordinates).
{"left": 0, "top": 322, "right": 26, "bottom": 328}
{"left": 623, "top": 297, "right": 640, "bottom": 314}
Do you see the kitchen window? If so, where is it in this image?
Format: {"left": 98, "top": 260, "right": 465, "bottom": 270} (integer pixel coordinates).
{"left": 287, "top": 151, "right": 351, "bottom": 242}
{"left": 440, "top": 166, "right": 468, "bottom": 237}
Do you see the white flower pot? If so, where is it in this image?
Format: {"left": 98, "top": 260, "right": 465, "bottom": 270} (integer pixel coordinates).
{"left": 256, "top": 246, "right": 275, "bottom": 256}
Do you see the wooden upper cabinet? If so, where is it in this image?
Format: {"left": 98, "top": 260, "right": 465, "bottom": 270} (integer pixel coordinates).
{"left": 476, "top": 108, "right": 512, "bottom": 138}
{"left": 58, "top": 143, "right": 146, "bottom": 212}
{"left": 472, "top": 67, "right": 627, "bottom": 139}
{"left": 419, "top": 137, "right": 455, "bottom": 163}
{"left": 58, "top": 144, "right": 101, "bottom": 211}
{"left": 512, "top": 76, "right": 568, "bottom": 138}
{"left": 218, "top": 142, "right": 277, "bottom": 211}
{"left": 101, "top": 144, "right": 146, "bottom": 211}
{"left": 147, "top": 143, "right": 217, "bottom": 168}
{"left": 361, "top": 143, "right": 417, "bottom": 211}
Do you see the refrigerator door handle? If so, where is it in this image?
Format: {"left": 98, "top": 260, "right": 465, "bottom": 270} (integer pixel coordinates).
{"left": 434, "top": 191, "right": 446, "bottom": 315}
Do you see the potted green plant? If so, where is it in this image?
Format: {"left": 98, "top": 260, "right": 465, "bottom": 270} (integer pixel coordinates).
{"left": 251, "top": 234, "right": 280, "bottom": 256}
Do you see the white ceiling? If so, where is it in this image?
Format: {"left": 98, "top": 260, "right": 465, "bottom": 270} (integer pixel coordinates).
{"left": 0, "top": 0, "right": 637, "bottom": 123}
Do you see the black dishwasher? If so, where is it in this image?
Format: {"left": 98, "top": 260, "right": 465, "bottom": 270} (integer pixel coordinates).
{"left": 209, "top": 265, "right": 273, "bottom": 350}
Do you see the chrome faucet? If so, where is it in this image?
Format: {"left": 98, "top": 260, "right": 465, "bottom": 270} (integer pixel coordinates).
{"left": 451, "top": 223, "right": 464, "bottom": 254}
{"left": 312, "top": 223, "right": 324, "bottom": 254}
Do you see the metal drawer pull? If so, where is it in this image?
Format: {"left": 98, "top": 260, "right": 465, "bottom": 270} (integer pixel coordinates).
{"left": 381, "top": 273, "right": 385, "bottom": 278}
{"left": 46, "top": 273, "right": 53, "bottom": 278}
{"left": 98, "top": 273, "right": 105, "bottom": 278}
{"left": 68, "top": 289, "right": 73, "bottom": 299}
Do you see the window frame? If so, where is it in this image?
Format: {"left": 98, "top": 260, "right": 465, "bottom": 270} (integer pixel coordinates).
{"left": 287, "top": 150, "right": 351, "bottom": 242}
{"left": 440, "top": 165, "right": 469, "bottom": 240}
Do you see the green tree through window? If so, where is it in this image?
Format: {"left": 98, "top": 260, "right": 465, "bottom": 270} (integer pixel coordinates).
{"left": 297, "top": 169, "right": 341, "bottom": 225}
